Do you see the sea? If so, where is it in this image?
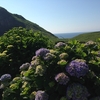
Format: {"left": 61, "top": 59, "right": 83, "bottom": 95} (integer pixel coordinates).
{"left": 54, "top": 32, "right": 85, "bottom": 39}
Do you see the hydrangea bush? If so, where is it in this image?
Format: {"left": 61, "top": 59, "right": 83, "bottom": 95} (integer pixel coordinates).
{"left": 0, "top": 27, "right": 53, "bottom": 77}
{"left": 1, "top": 40, "right": 100, "bottom": 100}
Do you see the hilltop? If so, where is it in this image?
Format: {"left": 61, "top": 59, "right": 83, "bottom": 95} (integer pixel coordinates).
{"left": 0, "top": 7, "right": 57, "bottom": 39}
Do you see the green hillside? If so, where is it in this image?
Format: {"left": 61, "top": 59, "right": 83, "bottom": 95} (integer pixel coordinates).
{"left": 0, "top": 7, "right": 57, "bottom": 40}
{"left": 71, "top": 31, "right": 100, "bottom": 42}
{"left": 13, "top": 14, "right": 57, "bottom": 40}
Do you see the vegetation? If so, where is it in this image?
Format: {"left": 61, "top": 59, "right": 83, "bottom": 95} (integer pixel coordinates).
{"left": 13, "top": 14, "right": 57, "bottom": 40}
{"left": 0, "top": 6, "right": 57, "bottom": 40}
{"left": 0, "top": 37, "right": 100, "bottom": 99}
{"left": 0, "top": 27, "right": 53, "bottom": 77}
{"left": 71, "top": 31, "right": 100, "bottom": 42}
{"left": 0, "top": 6, "right": 100, "bottom": 100}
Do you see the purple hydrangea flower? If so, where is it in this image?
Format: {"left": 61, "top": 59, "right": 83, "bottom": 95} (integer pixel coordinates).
{"left": 55, "top": 72, "right": 70, "bottom": 85}
{"left": 66, "top": 83, "right": 90, "bottom": 100}
{"left": 0, "top": 74, "right": 11, "bottom": 82}
{"left": 35, "top": 90, "right": 49, "bottom": 100}
{"left": 66, "top": 59, "right": 89, "bottom": 78}
{"left": 20, "top": 63, "right": 30, "bottom": 71}
{"left": 35, "top": 48, "right": 50, "bottom": 57}
{"left": 55, "top": 42, "right": 66, "bottom": 48}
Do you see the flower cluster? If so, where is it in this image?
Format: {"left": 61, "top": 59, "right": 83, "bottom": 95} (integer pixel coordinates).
{"left": 31, "top": 58, "right": 41, "bottom": 68}
{"left": 1, "top": 41, "right": 100, "bottom": 100}
{"left": 43, "top": 53, "right": 56, "bottom": 61}
{"left": 55, "top": 42, "right": 66, "bottom": 48}
{"left": 0, "top": 74, "right": 12, "bottom": 89}
{"left": 57, "top": 60, "right": 67, "bottom": 66}
{"left": 30, "top": 91, "right": 36, "bottom": 100}
{"left": 0, "top": 74, "right": 11, "bottom": 82}
{"left": 12, "top": 77, "right": 21, "bottom": 83}
{"left": 35, "top": 65, "right": 46, "bottom": 76}
{"left": 20, "top": 63, "right": 30, "bottom": 71}
{"left": 66, "top": 83, "right": 90, "bottom": 100}
{"left": 66, "top": 59, "right": 89, "bottom": 78}
{"left": 35, "top": 48, "right": 50, "bottom": 57}
{"left": 50, "top": 49, "right": 59, "bottom": 55}
{"left": 55, "top": 72, "right": 70, "bottom": 85}
{"left": 85, "top": 40, "right": 96, "bottom": 46}
{"left": 59, "top": 53, "right": 68, "bottom": 60}
{"left": 32, "top": 56, "right": 37, "bottom": 60}
{"left": 35, "top": 90, "right": 49, "bottom": 100}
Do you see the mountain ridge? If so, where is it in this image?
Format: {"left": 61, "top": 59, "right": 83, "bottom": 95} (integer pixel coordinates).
{"left": 0, "top": 6, "right": 57, "bottom": 39}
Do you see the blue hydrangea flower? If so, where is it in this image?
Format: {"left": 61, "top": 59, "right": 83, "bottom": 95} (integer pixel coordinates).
{"left": 35, "top": 48, "right": 50, "bottom": 57}
{"left": 66, "top": 83, "right": 90, "bottom": 100}
{"left": 66, "top": 59, "right": 89, "bottom": 78}
{"left": 55, "top": 42, "right": 66, "bottom": 48}
{"left": 20, "top": 63, "right": 30, "bottom": 71}
{"left": 0, "top": 74, "right": 11, "bottom": 82}
{"left": 55, "top": 72, "right": 70, "bottom": 85}
{"left": 35, "top": 90, "right": 49, "bottom": 100}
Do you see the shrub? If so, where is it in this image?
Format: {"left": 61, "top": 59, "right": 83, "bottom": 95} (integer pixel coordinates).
{"left": 1, "top": 40, "right": 100, "bottom": 100}
{"left": 0, "top": 27, "right": 53, "bottom": 77}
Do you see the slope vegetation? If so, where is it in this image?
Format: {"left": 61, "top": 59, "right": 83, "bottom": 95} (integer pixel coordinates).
{"left": 0, "top": 7, "right": 57, "bottom": 39}
{"left": 71, "top": 31, "right": 100, "bottom": 42}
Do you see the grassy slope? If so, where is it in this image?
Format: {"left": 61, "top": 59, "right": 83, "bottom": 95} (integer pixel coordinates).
{"left": 55, "top": 31, "right": 100, "bottom": 43}
{"left": 70, "top": 31, "right": 100, "bottom": 42}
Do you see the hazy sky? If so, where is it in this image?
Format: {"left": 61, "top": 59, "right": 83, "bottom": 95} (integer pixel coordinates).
{"left": 0, "top": 0, "right": 100, "bottom": 33}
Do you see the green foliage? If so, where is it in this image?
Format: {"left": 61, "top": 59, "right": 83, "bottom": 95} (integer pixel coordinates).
{"left": 0, "top": 27, "right": 53, "bottom": 77}
{"left": 1, "top": 40, "right": 100, "bottom": 100}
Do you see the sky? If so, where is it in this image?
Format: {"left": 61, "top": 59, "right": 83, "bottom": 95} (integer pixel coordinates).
{"left": 0, "top": 0, "right": 100, "bottom": 34}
